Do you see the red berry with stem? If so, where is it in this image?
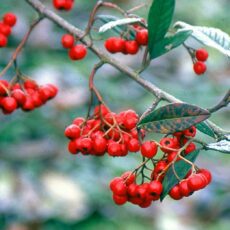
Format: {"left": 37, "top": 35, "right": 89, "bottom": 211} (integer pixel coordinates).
{"left": 124, "top": 40, "right": 139, "bottom": 55}
{"left": 128, "top": 138, "right": 140, "bottom": 152}
{"left": 11, "top": 89, "right": 26, "bottom": 106}
{"left": 64, "top": 124, "right": 81, "bottom": 139}
{"left": 160, "top": 137, "right": 178, "bottom": 153}
{"left": 193, "top": 61, "right": 207, "bottom": 75}
{"left": 61, "top": 34, "right": 75, "bottom": 49}
{"left": 169, "top": 185, "right": 183, "bottom": 200}
{"left": 195, "top": 48, "right": 209, "bottom": 62}
{"left": 183, "top": 126, "right": 197, "bottom": 137}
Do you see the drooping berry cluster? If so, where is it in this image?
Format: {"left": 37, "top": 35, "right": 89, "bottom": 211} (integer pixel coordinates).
{"left": 193, "top": 48, "right": 209, "bottom": 75}
{"left": 61, "top": 34, "right": 87, "bottom": 61}
{"left": 104, "top": 28, "right": 148, "bottom": 55}
{"left": 169, "top": 168, "right": 212, "bottom": 200}
{"left": 53, "top": 0, "right": 75, "bottom": 11}
{"left": 0, "top": 12, "right": 17, "bottom": 48}
{"left": 65, "top": 104, "right": 144, "bottom": 156}
{"left": 109, "top": 125, "right": 212, "bottom": 208}
{"left": 110, "top": 171, "right": 163, "bottom": 208}
{"left": 0, "top": 79, "right": 58, "bottom": 114}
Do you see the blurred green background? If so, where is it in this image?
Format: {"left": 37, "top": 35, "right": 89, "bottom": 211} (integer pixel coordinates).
{"left": 0, "top": 0, "right": 229, "bottom": 229}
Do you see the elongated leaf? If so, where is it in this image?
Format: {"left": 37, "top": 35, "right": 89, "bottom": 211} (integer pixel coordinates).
{"left": 174, "top": 21, "right": 230, "bottom": 57}
{"left": 99, "top": 18, "right": 142, "bottom": 33}
{"left": 148, "top": 0, "right": 175, "bottom": 53}
{"left": 160, "top": 150, "right": 200, "bottom": 201}
{"left": 150, "top": 30, "right": 192, "bottom": 59}
{"left": 137, "top": 103, "right": 211, "bottom": 134}
{"left": 96, "top": 15, "right": 135, "bottom": 39}
{"left": 196, "top": 121, "right": 216, "bottom": 138}
{"left": 207, "top": 139, "right": 230, "bottom": 153}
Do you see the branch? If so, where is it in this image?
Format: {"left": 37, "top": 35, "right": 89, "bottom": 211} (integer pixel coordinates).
{"left": 24, "top": 0, "right": 229, "bottom": 136}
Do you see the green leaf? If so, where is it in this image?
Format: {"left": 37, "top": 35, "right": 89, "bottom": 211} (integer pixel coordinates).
{"left": 160, "top": 150, "right": 200, "bottom": 201}
{"left": 96, "top": 15, "right": 135, "bottom": 39}
{"left": 137, "top": 103, "right": 211, "bottom": 134}
{"left": 174, "top": 21, "right": 230, "bottom": 57}
{"left": 196, "top": 122, "right": 216, "bottom": 138}
{"left": 207, "top": 137, "right": 230, "bottom": 154}
{"left": 150, "top": 30, "right": 192, "bottom": 59}
{"left": 148, "top": 0, "right": 176, "bottom": 54}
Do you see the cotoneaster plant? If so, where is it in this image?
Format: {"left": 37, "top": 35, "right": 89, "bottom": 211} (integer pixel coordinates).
{"left": 0, "top": 0, "right": 229, "bottom": 208}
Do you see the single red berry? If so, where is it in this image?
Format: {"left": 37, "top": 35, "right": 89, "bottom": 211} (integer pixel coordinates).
{"left": 53, "top": 0, "right": 66, "bottom": 10}
{"left": 69, "top": 44, "right": 87, "bottom": 60}
{"left": 169, "top": 185, "right": 183, "bottom": 200}
{"left": 1, "top": 96, "right": 18, "bottom": 113}
{"left": 109, "top": 177, "right": 123, "bottom": 191}
{"left": 193, "top": 61, "right": 207, "bottom": 75}
{"left": 0, "top": 79, "right": 9, "bottom": 95}
{"left": 68, "top": 140, "right": 78, "bottom": 154}
{"left": 104, "top": 37, "right": 117, "bottom": 53}
{"left": 121, "top": 171, "right": 136, "bottom": 185}
{"left": 127, "top": 183, "right": 138, "bottom": 197}
{"left": 112, "top": 181, "right": 127, "bottom": 196}
{"left": 106, "top": 37, "right": 125, "bottom": 53}
{"left": 153, "top": 160, "right": 168, "bottom": 175}
{"left": 160, "top": 137, "right": 179, "bottom": 153}
{"left": 0, "top": 33, "right": 7, "bottom": 47}
{"left": 11, "top": 89, "right": 26, "bottom": 106}
{"left": 141, "top": 141, "right": 158, "bottom": 158}
{"left": 124, "top": 40, "right": 139, "bottom": 55}
{"left": 112, "top": 194, "right": 127, "bottom": 205}
{"left": 199, "top": 168, "right": 212, "bottom": 184}
{"left": 127, "top": 138, "right": 140, "bottom": 152}
{"left": 167, "top": 151, "right": 180, "bottom": 163}
{"left": 123, "top": 117, "right": 138, "bottom": 130}
{"left": 187, "top": 174, "right": 206, "bottom": 192}
{"left": 135, "top": 29, "right": 148, "bottom": 46}
{"left": 107, "top": 141, "right": 121, "bottom": 156}
{"left": 148, "top": 180, "right": 163, "bottom": 199}
{"left": 3, "top": 13, "right": 17, "bottom": 27}
{"left": 0, "top": 23, "right": 12, "bottom": 37}
{"left": 92, "top": 136, "right": 107, "bottom": 155}
{"left": 24, "top": 80, "right": 38, "bottom": 90}
{"left": 79, "top": 137, "right": 93, "bottom": 154}
{"left": 64, "top": 0, "right": 74, "bottom": 11}
{"left": 195, "top": 49, "right": 209, "bottom": 62}
{"left": 94, "top": 104, "right": 109, "bottom": 118}
{"left": 64, "top": 124, "right": 81, "bottom": 139}
{"left": 72, "top": 117, "right": 85, "bottom": 126}
{"left": 61, "top": 34, "right": 75, "bottom": 49}
{"left": 21, "top": 96, "right": 35, "bottom": 111}
{"left": 139, "top": 198, "right": 152, "bottom": 208}
{"left": 136, "top": 183, "right": 149, "bottom": 200}
{"left": 179, "top": 180, "right": 192, "bottom": 197}
{"left": 184, "top": 142, "right": 196, "bottom": 155}
{"left": 183, "top": 126, "right": 196, "bottom": 137}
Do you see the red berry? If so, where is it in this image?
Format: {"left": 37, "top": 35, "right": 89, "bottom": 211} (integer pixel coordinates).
{"left": 68, "top": 44, "right": 87, "bottom": 60}
{"left": 183, "top": 126, "right": 196, "bottom": 137}
{"left": 169, "top": 185, "right": 183, "bottom": 200}
{"left": 113, "top": 194, "right": 127, "bottom": 205}
{"left": 0, "top": 80, "right": 9, "bottom": 95}
{"left": 187, "top": 174, "right": 206, "bottom": 191}
{"left": 0, "top": 23, "right": 12, "bottom": 36}
{"left": 136, "top": 183, "right": 149, "bottom": 200}
{"left": 128, "top": 138, "right": 140, "bottom": 152}
{"left": 135, "top": 29, "right": 148, "bottom": 46}
{"left": 72, "top": 117, "right": 85, "bottom": 126}
{"left": 61, "top": 34, "right": 75, "bottom": 49}
{"left": 195, "top": 49, "right": 209, "bottom": 62}
{"left": 105, "top": 37, "right": 125, "bottom": 53}
{"left": 199, "top": 169, "right": 212, "bottom": 184}
{"left": 193, "top": 61, "right": 207, "bottom": 75}
{"left": 1, "top": 96, "right": 17, "bottom": 113}
{"left": 141, "top": 141, "right": 158, "bottom": 158}
{"left": 148, "top": 181, "right": 163, "bottom": 199}
{"left": 112, "top": 181, "right": 127, "bottom": 196}
{"left": 107, "top": 141, "right": 121, "bottom": 156}
{"left": 93, "top": 136, "right": 107, "bottom": 155}
{"left": 94, "top": 104, "right": 109, "bottom": 118}
{"left": 53, "top": 0, "right": 66, "bottom": 10}
{"left": 104, "top": 37, "right": 116, "bottom": 53}
{"left": 0, "top": 33, "right": 7, "bottom": 47}
{"left": 11, "top": 89, "right": 26, "bottom": 106}
{"left": 24, "top": 80, "right": 38, "bottom": 90}
{"left": 184, "top": 142, "right": 196, "bottom": 155}
{"left": 153, "top": 160, "right": 168, "bottom": 175}
{"left": 68, "top": 140, "right": 78, "bottom": 154}
{"left": 167, "top": 151, "right": 180, "bottom": 163}
{"left": 109, "top": 177, "right": 122, "bottom": 191}
{"left": 21, "top": 96, "right": 35, "bottom": 111}
{"left": 3, "top": 13, "right": 17, "bottom": 27}
{"left": 127, "top": 183, "right": 138, "bottom": 197}
{"left": 64, "top": 0, "right": 74, "bottom": 11}
{"left": 79, "top": 138, "right": 93, "bottom": 154}
{"left": 160, "top": 137, "right": 178, "bottom": 153}
{"left": 64, "top": 124, "right": 81, "bottom": 139}
{"left": 121, "top": 171, "right": 136, "bottom": 185}
{"left": 179, "top": 180, "right": 192, "bottom": 197}
{"left": 124, "top": 40, "right": 139, "bottom": 55}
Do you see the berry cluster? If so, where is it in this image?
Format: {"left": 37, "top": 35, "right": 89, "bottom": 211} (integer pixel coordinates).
{"left": 0, "top": 12, "right": 17, "bottom": 48}
{"left": 110, "top": 172, "right": 163, "bottom": 208}
{"left": 169, "top": 168, "right": 212, "bottom": 200}
{"left": 104, "top": 28, "right": 148, "bottom": 55}
{"left": 193, "top": 48, "right": 209, "bottom": 75}
{"left": 0, "top": 79, "right": 58, "bottom": 114}
{"left": 65, "top": 105, "right": 144, "bottom": 156}
{"left": 61, "top": 34, "right": 87, "bottom": 61}
{"left": 53, "top": 0, "right": 74, "bottom": 11}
